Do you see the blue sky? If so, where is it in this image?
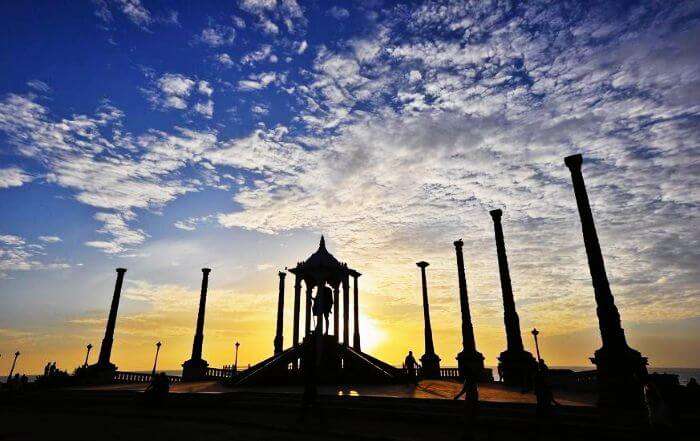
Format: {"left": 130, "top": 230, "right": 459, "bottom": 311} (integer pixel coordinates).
{"left": 1, "top": 0, "right": 699, "bottom": 372}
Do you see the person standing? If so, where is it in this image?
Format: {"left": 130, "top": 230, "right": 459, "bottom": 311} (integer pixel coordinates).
{"left": 404, "top": 351, "right": 419, "bottom": 385}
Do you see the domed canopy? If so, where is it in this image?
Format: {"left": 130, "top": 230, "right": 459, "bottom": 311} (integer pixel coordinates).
{"left": 303, "top": 236, "right": 342, "bottom": 269}
{"left": 288, "top": 236, "right": 357, "bottom": 285}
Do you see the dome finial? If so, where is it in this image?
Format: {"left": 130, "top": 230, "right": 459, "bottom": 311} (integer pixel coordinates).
{"left": 319, "top": 235, "right": 326, "bottom": 249}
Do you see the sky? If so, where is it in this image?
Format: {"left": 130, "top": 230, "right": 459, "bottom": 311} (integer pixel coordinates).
{"left": 1, "top": 0, "right": 699, "bottom": 375}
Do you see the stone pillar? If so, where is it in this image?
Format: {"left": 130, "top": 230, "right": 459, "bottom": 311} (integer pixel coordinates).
{"left": 342, "top": 273, "right": 350, "bottom": 346}
{"left": 565, "top": 153, "right": 647, "bottom": 406}
{"left": 490, "top": 210, "right": 536, "bottom": 387}
{"left": 315, "top": 279, "right": 326, "bottom": 335}
{"left": 182, "top": 268, "right": 211, "bottom": 381}
{"left": 305, "top": 281, "right": 313, "bottom": 336}
{"left": 97, "top": 268, "right": 127, "bottom": 368}
{"left": 454, "top": 240, "right": 485, "bottom": 380}
{"left": 352, "top": 272, "right": 361, "bottom": 350}
{"left": 416, "top": 261, "right": 440, "bottom": 378}
{"left": 293, "top": 274, "right": 301, "bottom": 346}
{"left": 274, "top": 271, "right": 286, "bottom": 354}
{"left": 333, "top": 284, "right": 340, "bottom": 341}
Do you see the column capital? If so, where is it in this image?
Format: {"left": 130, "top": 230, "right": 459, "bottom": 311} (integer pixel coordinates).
{"left": 453, "top": 239, "right": 464, "bottom": 249}
{"left": 564, "top": 153, "right": 583, "bottom": 171}
{"left": 202, "top": 268, "right": 211, "bottom": 274}
{"left": 416, "top": 261, "right": 429, "bottom": 269}
{"left": 278, "top": 271, "right": 286, "bottom": 279}
{"left": 489, "top": 209, "right": 503, "bottom": 222}
{"left": 116, "top": 268, "right": 127, "bottom": 274}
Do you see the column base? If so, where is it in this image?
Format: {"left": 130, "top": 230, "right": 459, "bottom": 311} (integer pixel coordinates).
{"left": 591, "top": 344, "right": 648, "bottom": 408}
{"left": 273, "top": 335, "right": 283, "bottom": 354}
{"left": 182, "top": 358, "right": 209, "bottom": 381}
{"left": 456, "top": 350, "right": 491, "bottom": 381}
{"left": 79, "top": 362, "right": 117, "bottom": 384}
{"left": 420, "top": 353, "right": 441, "bottom": 379}
{"left": 497, "top": 349, "right": 537, "bottom": 388}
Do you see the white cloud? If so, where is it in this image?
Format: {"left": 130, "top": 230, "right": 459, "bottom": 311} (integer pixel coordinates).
{"left": 38, "top": 236, "right": 62, "bottom": 243}
{"left": 251, "top": 104, "right": 269, "bottom": 115}
{"left": 297, "top": 40, "right": 308, "bottom": 54}
{"left": 199, "top": 26, "right": 236, "bottom": 47}
{"left": 115, "top": 0, "right": 151, "bottom": 26}
{"left": 197, "top": 81, "right": 214, "bottom": 97}
{"left": 158, "top": 73, "right": 194, "bottom": 97}
{"left": 194, "top": 100, "right": 214, "bottom": 118}
{"left": 241, "top": 45, "right": 272, "bottom": 65}
{"left": 0, "top": 233, "right": 69, "bottom": 277}
{"left": 26, "top": 80, "right": 50, "bottom": 93}
{"left": 239, "top": 0, "right": 277, "bottom": 14}
{"left": 0, "top": 235, "right": 25, "bottom": 246}
{"left": 237, "top": 72, "right": 278, "bottom": 91}
{"left": 328, "top": 6, "right": 349, "bottom": 20}
{"left": 216, "top": 53, "right": 234, "bottom": 67}
{"left": 0, "top": 167, "right": 33, "bottom": 188}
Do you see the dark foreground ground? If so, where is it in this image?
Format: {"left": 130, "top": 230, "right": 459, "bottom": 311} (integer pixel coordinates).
{"left": 0, "top": 387, "right": 697, "bottom": 441}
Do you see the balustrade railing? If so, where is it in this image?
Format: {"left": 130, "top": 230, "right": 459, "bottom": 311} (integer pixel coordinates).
{"left": 113, "top": 371, "right": 181, "bottom": 384}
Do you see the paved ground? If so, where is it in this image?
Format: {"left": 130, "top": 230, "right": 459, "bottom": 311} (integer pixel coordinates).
{"left": 77, "top": 379, "right": 597, "bottom": 406}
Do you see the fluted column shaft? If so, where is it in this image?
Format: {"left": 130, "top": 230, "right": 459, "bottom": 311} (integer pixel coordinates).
{"left": 98, "top": 268, "right": 127, "bottom": 366}
{"left": 191, "top": 268, "right": 211, "bottom": 361}
{"left": 342, "top": 274, "right": 350, "bottom": 346}
{"left": 454, "top": 240, "right": 477, "bottom": 354}
{"left": 333, "top": 285, "right": 340, "bottom": 340}
{"left": 417, "top": 262, "right": 436, "bottom": 355}
{"left": 293, "top": 275, "right": 301, "bottom": 346}
{"left": 352, "top": 274, "right": 361, "bottom": 350}
{"left": 305, "top": 282, "right": 313, "bottom": 336}
{"left": 565, "top": 154, "right": 626, "bottom": 349}
{"left": 274, "top": 272, "right": 286, "bottom": 354}
{"left": 490, "top": 210, "right": 525, "bottom": 353}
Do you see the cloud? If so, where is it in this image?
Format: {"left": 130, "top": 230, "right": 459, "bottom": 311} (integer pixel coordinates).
{"left": 297, "top": 40, "right": 308, "bottom": 54}
{"left": 144, "top": 73, "right": 214, "bottom": 115}
{"left": 0, "top": 167, "right": 33, "bottom": 188}
{"left": 237, "top": 72, "right": 279, "bottom": 91}
{"left": 199, "top": 25, "right": 236, "bottom": 47}
{"left": 241, "top": 45, "right": 273, "bottom": 65}
{"left": 26, "top": 80, "right": 50, "bottom": 93}
{"left": 0, "top": 233, "right": 69, "bottom": 277}
{"left": 38, "top": 236, "right": 62, "bottom": 243}
{"left": 93, "top": 0, "right": 152, "bottom": 28}
{"left": 328, "top": 6, "right": 349, "bottom": 20}
{"left": 216, "top": 53, "right": 234, "bottom": 67}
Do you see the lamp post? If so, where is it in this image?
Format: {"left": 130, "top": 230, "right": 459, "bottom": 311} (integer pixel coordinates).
{"left": 234, "top": 341, "right": 240, "bottom": 373}
{"left": 8, "top": 351, "right": 20, "bottom": 379}
{"left": 84, "top": 344, "right": 93, "bottom": 367}
{"left": 152, "top": 341, "right": 162, "bottom": 376}
{"left": 531, "top": 328, "right": 541, "bottom": 362}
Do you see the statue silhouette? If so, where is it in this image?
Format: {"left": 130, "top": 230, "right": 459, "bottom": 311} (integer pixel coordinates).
{"left": 312, "top": 286, "right": 334, "bottom": 335}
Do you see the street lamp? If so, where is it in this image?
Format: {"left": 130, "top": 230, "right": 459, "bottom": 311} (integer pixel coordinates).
{"left": 531, "top": 328, "right": 541, "bottom": 362}
{"left": 152, "top": 341, "right": 162, "bottom": 376}
{"left": 84, "top": 344, "right": 93, "bottom": 368}
{"left": 8, "top": 351, "right": 20, "bottom": 379}
{"left": 234, "top": 341, "right": 240, "bottom": 373}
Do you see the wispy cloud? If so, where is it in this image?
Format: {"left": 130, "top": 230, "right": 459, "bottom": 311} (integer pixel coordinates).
{"left": 0, "top": 167, "right": 33, "bottom": 188}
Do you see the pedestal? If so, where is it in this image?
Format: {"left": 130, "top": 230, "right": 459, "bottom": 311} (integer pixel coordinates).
{"left": 457, "top": 350, "right": 488, "bottom": 381}
{"left": 420, "top": 352, "right": 441, "bottom": 379}
{"left": 182, "top": 358, "right": 209, "bottom": 381}
{"left": 498, "top": 349, "right": 537, "bottom": 387}
{"left": 81, "top": 362, "right": 117, "bottom": 384}
{"left": 592, "top": 345, "right": 647, "bottom": 407}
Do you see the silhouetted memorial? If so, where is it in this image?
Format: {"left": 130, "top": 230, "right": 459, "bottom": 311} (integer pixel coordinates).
{"left": 82, "top": 268, "right": 126, "bottom": 382}
{"left": 227, "top": 236, "right": 401, "bottom": 386}
{"left": 416, "top": 261, "right": 441, "bottom": 379}
{"left": 453, "top": 239, "right": 487, "bottom": 381}
{"left": 489, "top": 210, "right": 537, "bottom": 387}
{"left": 274, "top": 271, "right": 286, "bottom": 354}
{"left": 182, "top": 268, "right": 211, "bottom": 381}
{"left": 565, "top": 154, "right": 648, "bottom": 406}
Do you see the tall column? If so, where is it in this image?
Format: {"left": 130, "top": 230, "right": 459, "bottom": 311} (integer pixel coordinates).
{"left": 333, "top": 285, "right": 340, "bottom": 341}
{"left": 565, "top": 154, "right": 647, "bottom": 406}
{"left": 97, "top": 268, "right": 127, "bottom": 367}
{"left": 454, "top": 240, "right": 485, "bottom": 380}
{"left": 490, "top": 210, "right": 536, "bottom": 387}
{"left": 274, "top": 271, "right": 286, "bottom": 354}
{"left": 305, "top": 281, "right": 313, "bottom": 336}
{"left": 352, "top": 272, "right": 361, "bottom": 350}
{"left": 182, "top": 268, "right": 211, "bottom": 381}
{"left": 293, "top": 274, "right": 301, "bottom": 346}
{"left": 416, "top": 261, "right": 440, "bottom": 378}
{"left": 342, "top": 273, "right": 350, "bottom": 346}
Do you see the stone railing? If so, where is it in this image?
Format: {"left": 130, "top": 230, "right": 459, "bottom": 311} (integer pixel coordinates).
{"left": 113, "top": 371, "right": 181, "bottom": 384}
{"left": 205, "top": 366, "right": 237, "bottom": 379}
